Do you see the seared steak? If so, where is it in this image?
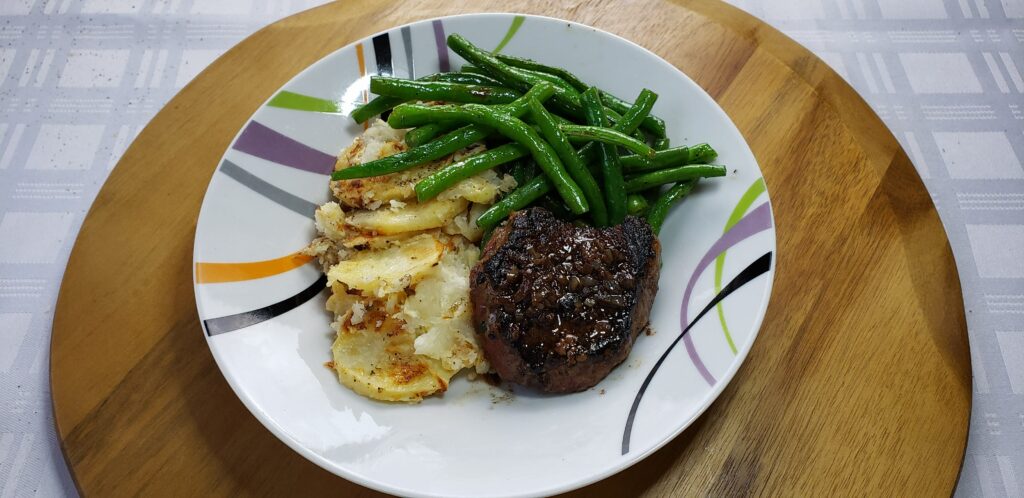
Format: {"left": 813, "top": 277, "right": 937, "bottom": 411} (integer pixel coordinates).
{"left": 470, "top": 208, "right": 660, "bottom": 393}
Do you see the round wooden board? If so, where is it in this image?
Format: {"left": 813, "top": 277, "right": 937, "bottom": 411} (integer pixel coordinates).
{"left": 51, "top": 0, "right": 971, "bottom": 496}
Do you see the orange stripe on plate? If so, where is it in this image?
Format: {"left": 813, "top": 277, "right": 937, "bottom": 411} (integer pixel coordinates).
{"left": 195, "top": 251, "right": 313, "bottom": 284}
{"left": 356, "top": 42, "right": 369, "bottom": 129}
{"left": 356, "top": 42, "right": 367, "bottom": 78}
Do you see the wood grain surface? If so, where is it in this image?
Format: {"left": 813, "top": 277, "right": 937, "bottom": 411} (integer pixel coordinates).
{"left": 51, "top": 0, "right": 972, "bottom": 496}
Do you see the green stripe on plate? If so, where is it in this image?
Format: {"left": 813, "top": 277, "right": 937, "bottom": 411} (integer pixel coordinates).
{"left": 493, "top": 15, "right": 525, "bottom": 54}
{"left": 714, "top": 177, "right": 766, "bottom": 354}
{"left": 267, "top": 91, "right": 345, "bottom": 113}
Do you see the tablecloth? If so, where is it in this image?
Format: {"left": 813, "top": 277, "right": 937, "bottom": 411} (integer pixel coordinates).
{"left": 0, "top": 0, "right": 1021, "bottom": 496}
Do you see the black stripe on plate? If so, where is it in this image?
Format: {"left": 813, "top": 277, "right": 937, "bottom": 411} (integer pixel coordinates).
{"left": 372, "top": 33, "right": 393, "bottom": 76}
{"left": 372, "top": 32, "right": 394, "bottom": 119}
{"left": 204, "top": 274, "right": 328, "bottom": 336}
{"left": 621, "top": 251, "right": 773, "bottom": 455}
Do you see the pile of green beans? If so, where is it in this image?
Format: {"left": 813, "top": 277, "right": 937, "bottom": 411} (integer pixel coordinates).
{"left": 339, "top": 34, "right": 729, "bottom": 234}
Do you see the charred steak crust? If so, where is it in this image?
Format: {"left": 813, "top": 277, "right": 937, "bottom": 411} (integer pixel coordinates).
{"left": 470, "top": 207, "right": 661, "bottom": 393}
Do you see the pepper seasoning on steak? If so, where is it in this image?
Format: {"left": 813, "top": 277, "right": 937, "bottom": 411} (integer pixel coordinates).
{"left": 469, "top": 207, "right": 660, "bottom": 393}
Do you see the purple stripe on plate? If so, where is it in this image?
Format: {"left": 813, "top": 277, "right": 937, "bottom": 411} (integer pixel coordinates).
{"left": 681, "top": 202, "right": 773, "bottom": 385}
{"left": 432, "top": 19, "right": 450, "bottom": 72}
{"left": 232, "top": 121, "right": 335, "bottom": 175}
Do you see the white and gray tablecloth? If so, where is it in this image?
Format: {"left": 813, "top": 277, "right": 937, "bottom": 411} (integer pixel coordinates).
{"left": 0, "top": 0, "right": 1021, "bottom": 496}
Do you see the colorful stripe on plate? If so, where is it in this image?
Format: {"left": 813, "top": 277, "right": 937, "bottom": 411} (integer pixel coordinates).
{"left": 372, "top": 32, "right": 393, "bottom": 76}
{"left": 232, "top": 120, "right": 335, "bottom": 175}
{"left": 622, "top": 251, "right": 772, "bottom": 455}
{"left": 196, "top": 251, "right": 313, "bottom": 284}
{"left": 494, "top": 15, "right": 525, "bottom": 53}
{"left": 432, "top": 20, "right": 449, "bottom": 72}
{"left": 682, "top": 201, "right": 773, "bottom": 385}
{"left": 715, "top": 178, "right": 767, "bottom": 354}
{"left": 204, "top": 274, "right": 327, "bottom": 335}
{"left": 401, "top": 26, "right": 415, "bottom": 77}
{"left": 218, "top": 159, "right": 318, "bottom": 217}
{"left": 266, "top": 91, "right": 348, "bottom": 113}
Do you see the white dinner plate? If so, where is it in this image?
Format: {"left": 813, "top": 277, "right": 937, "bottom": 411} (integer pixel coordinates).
{"left": 193, "top": 13, "right": 775, "bottom": 498}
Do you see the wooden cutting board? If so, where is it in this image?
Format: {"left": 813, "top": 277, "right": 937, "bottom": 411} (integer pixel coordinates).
{"left": 50, "top": 0, "right": 971, "bottom": 495}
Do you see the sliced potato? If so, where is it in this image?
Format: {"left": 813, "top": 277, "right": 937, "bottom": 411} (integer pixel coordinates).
{"left": 325, "top": 282, "right": 359, "bottom": 317}
{"left": 339, "top": 231, "right": 418, "bottom": 251}
{"left": 346, "top": 198, "right": 468, "bottom": 235}
{"left": 327, "top": 233, "right": 444, "bottom": 296}
{"left": 401, "top": 241, "right": 487, "bottom": 373}
{"left": 437, "top": 169, "right": 517, "bottom": 204}
{"left": 331, "top": 313, "right": 454, "bottom": 402}
{"left": 313, "top": 201, "right": 347, "bottom": 241}
{"left": 333, "top": 118, "right": 408, "bottom": 170}
{"left": 441, "top": 203, "right": 488, "bottom": 242}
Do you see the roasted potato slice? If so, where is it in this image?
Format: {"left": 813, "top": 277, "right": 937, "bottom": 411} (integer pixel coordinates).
{"left": 331, "top": 311, "right": 454, "bottom": 402}
{"left": 346, "top": 199, "right": 468, "bottom": 235}
{"left": 327, "top": 233, "right": 444, "bottom": 296}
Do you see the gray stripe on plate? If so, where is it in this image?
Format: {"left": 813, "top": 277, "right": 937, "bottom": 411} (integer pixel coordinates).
{"left": 219, "top": 159, "right": 319, "bottom": 217}
{"left": 401, "top": 25, "right": 415, "bottom": 78}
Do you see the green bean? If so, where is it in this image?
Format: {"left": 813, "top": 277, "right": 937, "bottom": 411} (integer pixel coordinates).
{"left": 351, "top": 95, "right": 403, "bottom": 124}
{"left": 528, "top": 97, "right": 608, "bottom": 226}
{"left": 613, "top": 89, "right": 658, "bottom": 136}
{"left": 535, "top": 108, "right": 575, "bottom": 128}
{"left": 653, "top": 137, "right": 671, "bottom": 151}
{"left": 581, "top": 87, "right": 627, "bottom": 225}
{"left": 370, "top": 77, "right": 520, "bottom": 105}
{"left": 620, "top": 143, "right": 717, "bottom": 172}
{"left": 560, "top": 124, "right": 655, "bottom": 157}
{"left": 415, "top": 143, "right": 528, "bottom": 202}
{"left": 626, "top": 194, "right": 649, "bottom": 216}
{"left": 646, "top": 180, "right": 696, "bottom": 234}
{"left": 447, "top": 34, "right": 583, "bottom": 118}
{"left": 388, "top": 102, "right": 588, "bottom": 214}
{"left": 495, "top": 53, "right": 590, "bottom": 92}
{"left": 624, "top": 164, "right": 726, "bottom": 192}
{"left": 600, "top": 90, "right": 667, "bottom": 138}
{"left": 332, "top": 125, "right": 488, "bottom": 180}
{"left": 509, "top": 157, "right": 536, "bottom": 186}
{"left": 603, "top": 107, "right": 646, "bottom": 141}
{"left": 458, "top": 65, "right": 487, "bottom": 75}
{"left": 405, "top": 122, "right": 461, "bottom": 147}
{"left": 687, "top": 143, "right": 718, "bottom": 163}
{"left": 435, "top": 72, "right": 505, "bottom": 86}
{"left": 476, "top": 176, "right": 551, "bottom": 230}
